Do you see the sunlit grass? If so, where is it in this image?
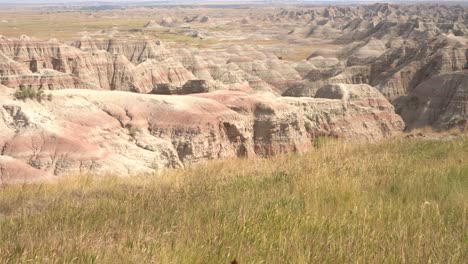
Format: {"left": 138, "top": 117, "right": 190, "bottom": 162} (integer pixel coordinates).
{"left": 0, "top": 136, "right": 467, "bottom": 263}
{"left": 0, "top": 11, "right": 154, "bottom": 41}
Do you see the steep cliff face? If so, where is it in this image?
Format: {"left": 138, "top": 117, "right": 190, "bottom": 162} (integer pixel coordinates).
{"left": 0, "top": 35, "right": 83, "bottom": 72}
{"left": 281, "top": 4, "right": 467, "bottom": 119}
{"left": 1, "top": 3, "right": 465, "bottom": 182}
{"left": 285, "top": 35, "right": 467, "bottom": 101}
{"left": 371, "top": 35, "right": 468, "bottom": 100}
{"left": 283, "top": 4, "right": 468, "bottom": 41}
{"left": 394, "top": 71, "right": 468, "bottom": 130}
{"left": 278, "top": 4, "right": 467, "bottom": 132}
{"left": 0, "top": 35, "right": 303, "bottom": 94}
{"left": 0, "top": 85, "right": 403, "bottom": 182}
{"left": 72, "top": 37, "right": 170, "bottom": 64}
{"left": 0, "top": 50, "right": 31, "bottom": 76}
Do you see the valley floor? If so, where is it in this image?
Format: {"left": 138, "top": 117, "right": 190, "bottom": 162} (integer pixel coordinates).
{"left": 0, "top": 135, "right": 467, "bottom": 263}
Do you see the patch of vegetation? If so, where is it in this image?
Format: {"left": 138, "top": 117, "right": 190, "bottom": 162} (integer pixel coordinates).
{"left": 80, "top": 5, "right": 121, "bottom": 11}
{"left": 0, "top": 136, "right": 467, "bottom": 262}
{"left": 14, "top": 87, "right": 52, "bottom": 102}
{"left": 0, "top": 11, "right": 157, "bottom": 41}
{"left": 128, "top": 126, "right": 137, "bottom": 141}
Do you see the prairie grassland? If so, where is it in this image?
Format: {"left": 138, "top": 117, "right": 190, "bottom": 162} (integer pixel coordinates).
{"left": 0, "top": 11, "right": 215, "bottom": 48}
{"left": 0, "top": 11, "right": 154, "bottom": 41}
{"left": 0, "top": 136, "right": 467, "bottom": 263}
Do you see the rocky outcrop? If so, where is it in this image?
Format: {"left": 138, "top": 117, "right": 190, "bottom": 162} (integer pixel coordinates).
{"left": 281, "top": 4, "right": 468, "bottom": 41}
{"left": 286, "top": 34, "right": 468, "bottom": 100}
{"left": 184, "top": 15, "right": 210, "bottom": 23}
{"left": 371, "top": 35, "right": 468, "bottom": 100}
{"left": 1, "top": 69, "right": 86, "bottom": 91}
{"left": 280, "top": 5, "right": 467, "bottom": 133}
{"left": 144, "top": 20, "right": 163, "bottom": 29}
{"left": 0, "top": 86, "right": 403, "bottom": 182}
{"left": 72, "top": 36, "right": 170, "bottom": 64}
{"left": 150, "top": 80, "right": 222, "bottom": 95}
{"left": 3, "top": 3, "right": 467, "bottom": 182}
{"left": 281, "top": 4, "right": 467, "bottom": 110}
{"left": 394, "top": 71, "right": 468, "bottom": 130}
{"left": 0, "top": 35, "right": 304, "bottom": 94}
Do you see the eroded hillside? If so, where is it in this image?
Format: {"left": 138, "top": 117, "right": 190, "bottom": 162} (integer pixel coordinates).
{"left": 0, "top": 3, "right": 466, "bottom": 182}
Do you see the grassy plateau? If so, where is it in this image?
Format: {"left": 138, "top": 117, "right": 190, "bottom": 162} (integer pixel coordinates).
{"left": 0, "top": 136, "right": 467, "bottom": 263}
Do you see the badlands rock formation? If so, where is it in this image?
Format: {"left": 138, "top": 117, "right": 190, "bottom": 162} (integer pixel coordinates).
{"left": 0, "top": 84, "right": 403, "bottom": 182}
{"left": 278, "top": 4, "right": 468, "bottom": 130}
{"left": 285, "top": 35, "right": 467, "bottom": 101}
{"left": 1, "top": 3, "right": 466, "bottom": 181}
{"left": 394, "top": 71, "right": 468, "bottom": 130}
{"left": 144, "top": 20, "right": 163, "bottom": 29}
{"left": 1, "top": 35, "right": 302, "bottom": 94}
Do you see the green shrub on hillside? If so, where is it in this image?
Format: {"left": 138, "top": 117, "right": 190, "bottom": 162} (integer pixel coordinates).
{"left": 14, "top": 87, "right": 52, "bottom": 102}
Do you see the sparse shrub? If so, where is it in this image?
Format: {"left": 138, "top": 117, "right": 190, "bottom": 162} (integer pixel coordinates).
{"left": 14, "top": 87, "right": 50, "bottom": 102}
{"left": 35, "top": 89, "right": 45, "bottom": 102}
{"left": 128, "top": 126, "right": 137, "bottom": 140}
{"left": 313, "top": 136, "right": 327, "bottom": 149}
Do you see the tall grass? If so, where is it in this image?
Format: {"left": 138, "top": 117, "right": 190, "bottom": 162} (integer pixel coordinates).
{"left": 0, "top": 137, "right": 467, "bottom": 263}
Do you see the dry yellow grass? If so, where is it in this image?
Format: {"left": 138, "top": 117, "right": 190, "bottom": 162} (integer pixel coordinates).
{"left": 0, "top": 11, "right": 224, "bottom": 50}
{"left": 0, "top": 136, "right": 467, "bottom": 263}
{"left": 0, "top": 11, "right": 154, "bottom": 41}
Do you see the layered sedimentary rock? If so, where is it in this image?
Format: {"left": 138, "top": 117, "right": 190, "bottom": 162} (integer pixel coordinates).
{"left": 144, "top": 20, "right": 163, "bottom": 29}
{"left": 275, "top": 4, "right": 467, "bottom": 39}
{"left": 279, "top": 4, "right": 467, "bottom": 130}
{"left": 0, "top": 35, "right": 302, "bottom": 94}
{"left": 286, "top": 35, "right": 467, "bottom": 100}
{"left": 290, "top": 36, "right": 466, "bottom": 129}
{"left": 72, "top": 36, "right": 170, "bottom": 63}
{"left": 394, "top": 71, "right": 468, "bottom": 130}
{"left": 0, "top": 85, "right": 403, "bottom": 182}
{"left": 2, "top": 3, "right": 466, "bottom": 182}
{"left": 184, "top": 15, "right": 210, "bottom": 23}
